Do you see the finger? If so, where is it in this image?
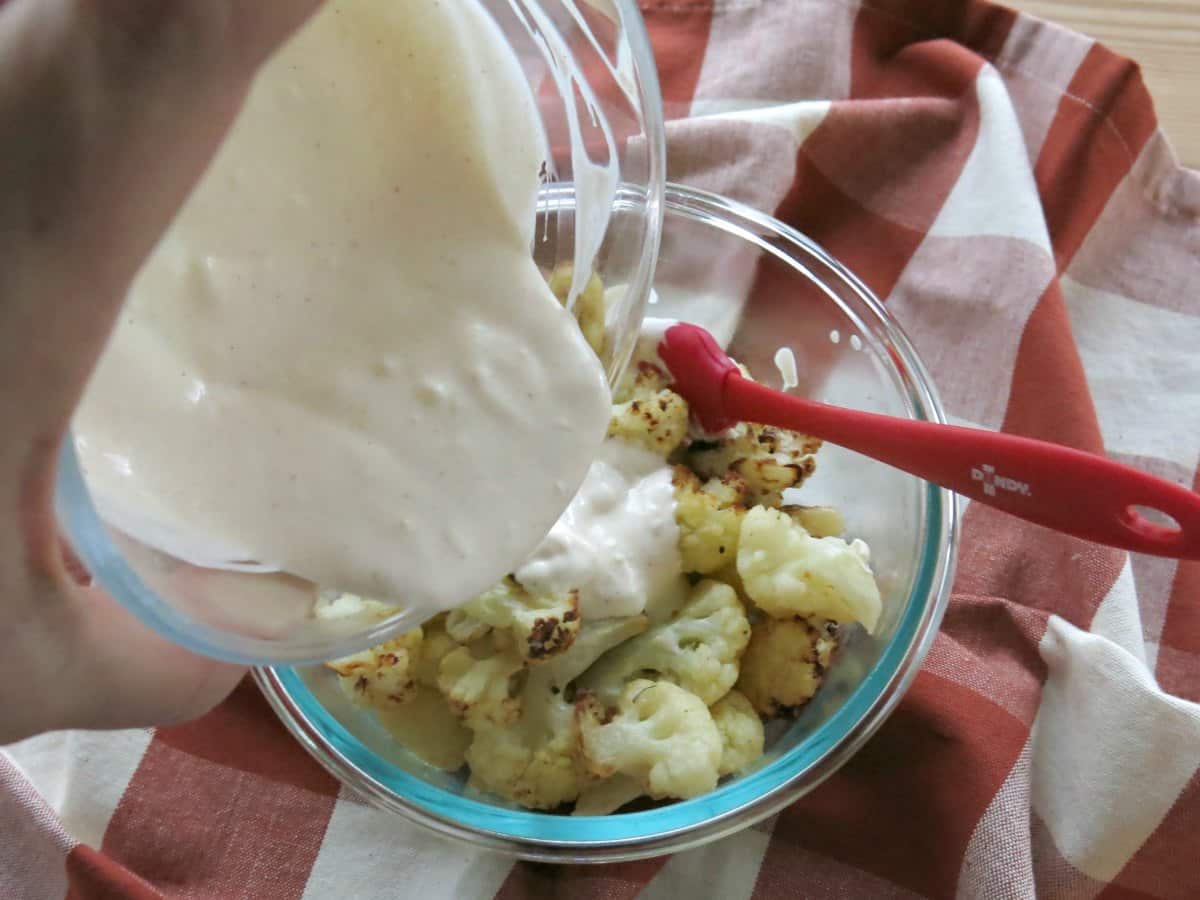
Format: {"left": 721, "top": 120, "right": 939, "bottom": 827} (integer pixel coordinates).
{"left": 0, "top": 0, "right": 322, "bottom": 566}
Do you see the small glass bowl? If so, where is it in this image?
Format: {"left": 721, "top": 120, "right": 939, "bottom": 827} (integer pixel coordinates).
{"left": 54, "top": 0, "right": 666, "bottom": 666}
{"left": 255, "top": 184, "right": 960, "bottom": 862}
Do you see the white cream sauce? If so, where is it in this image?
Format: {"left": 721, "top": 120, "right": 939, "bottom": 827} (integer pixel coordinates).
{"left": 774, "top": 347, "right": 799, "bottom": 390}
{"left": 516, "top": 438, "right": 681, "bottom": 619}
{"left": 74, "top": 0, "right": 612, "bottom": 615}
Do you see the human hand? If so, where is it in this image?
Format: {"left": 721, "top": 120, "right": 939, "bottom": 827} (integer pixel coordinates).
{"left": 0, "top": 0, "right": 323, "bottom": 744}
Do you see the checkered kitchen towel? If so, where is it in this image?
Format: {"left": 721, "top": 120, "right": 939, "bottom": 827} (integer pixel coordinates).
{"left": 4, "top": 0, "right": 1199, "bottom": 897}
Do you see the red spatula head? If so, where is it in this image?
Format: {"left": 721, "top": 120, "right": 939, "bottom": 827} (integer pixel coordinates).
{"left": 658, "top": 322, "right": 741, "bottom": 432}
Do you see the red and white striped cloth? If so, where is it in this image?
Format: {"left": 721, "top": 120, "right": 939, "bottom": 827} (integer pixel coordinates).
{"left": 5, "top": 1, "right": 1199, "bottom": 897}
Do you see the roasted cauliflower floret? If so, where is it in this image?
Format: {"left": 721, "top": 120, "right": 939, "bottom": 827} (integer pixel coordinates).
{"left": 572, "top": 774, "right": 646, "bottom": 816}
{"left": 466, "top": 707, "right": 587, "bottom": 811}
{"left": 782, "top": 505, "right": 846, "bottom": 538}
{"left": 327, "top": 627, "right": 423, "bottom": 709}
{"left": 465, "top": 617, "right": 648, "bottom": 811}
{"left": 673, "top": 466, "right": 749, "bottom": 575}
{"left": 737, "top": 617, "right": 839, "bottom": 718}
{"left": 578, "top": 579, "right": 751, "bottom": 706}
{"left": 414, "top": 613, "right": 459, "bottom": 689}
{"left": 578, "top": 679, "right": 722, "bottom": 800}
{"left": 313, "top": 592, "right": 397, "bottom": 621}
{"left": 437, "top": 645, "right": 525, "bottom": 728}
{"left": 609, "top": 391, "right": 690, "bottom": 458}
{"left": 446, "top": 578, "right": 580, "bottom": 662}
{"left": 549, "top": 263, "right": 608, "bottom": 360}
{"left": 614, "top": 353, "right": 672, "bottom": 404}
{"left": 686, "top": 423, "right": 821, "bottom": 505}
{"left": 738, "top": 506, "right": 881, "bottom": 632}
{"left": 444, "top": 607, "right": 490, "bottom": 644}
{"left": 609, "top": 329, "right": 690, "bottom": 456}
{"left": 710, "top": 689, "right": 765, "bottom": 776}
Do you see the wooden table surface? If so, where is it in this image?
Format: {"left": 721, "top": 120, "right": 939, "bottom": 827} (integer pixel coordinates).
{"left": 1010, "top": 0, "right": 1200, "bottom": 168}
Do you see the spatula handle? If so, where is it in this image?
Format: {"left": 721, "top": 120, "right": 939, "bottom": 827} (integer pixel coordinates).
{"left": 726, "top": 376, "right": 1200, "bottom": 560}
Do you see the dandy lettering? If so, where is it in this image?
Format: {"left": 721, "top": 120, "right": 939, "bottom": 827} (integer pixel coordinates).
{"left": 970, "top": 464, "right": 1032, "bottom": 498}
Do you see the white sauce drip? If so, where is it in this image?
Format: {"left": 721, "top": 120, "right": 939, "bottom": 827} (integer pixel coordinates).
{"left": 507, "top": 0, "right": 619, "bottom": 308}
{"left": 73, "top": 0, "right": 612, "bottom": 615}
{"left": 774, "top": 347, "right": 799, "bottom": 391}
{"left": 516, "top": 439, "right": 681, "bottom": 619}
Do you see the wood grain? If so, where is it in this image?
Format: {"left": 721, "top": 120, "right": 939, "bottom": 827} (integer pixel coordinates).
{"left": 1009, "top": 0, "right": 1200, "bottom": 167}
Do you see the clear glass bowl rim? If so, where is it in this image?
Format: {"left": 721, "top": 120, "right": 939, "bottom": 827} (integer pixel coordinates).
{"left": 254, "top": 182, "right": 961, "bottom": 864}
{"left": 54, "top": 0, "right": 668, "bottom": 667}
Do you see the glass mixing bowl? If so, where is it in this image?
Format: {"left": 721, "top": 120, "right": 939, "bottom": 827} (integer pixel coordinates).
{"left": 255, "top": 184, "right": 960, "bottom": 862}
{"left": 54, "top": 0, "right": 666, "bottom": 666}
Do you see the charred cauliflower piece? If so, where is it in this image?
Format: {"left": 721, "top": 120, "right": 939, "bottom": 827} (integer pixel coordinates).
{"left": 737, "top": 617, "right": 839, "bottom": 718}
{"left": 710, "top": 689, "right": 765, "bottom": 776}
{"left": 614, "top": 353, "right": 672, "bottom": 405}
{"left": 327, "top": 628, "right": 423, "bottom": 709}
{"left": 446, "top": 578, "right": 580, "bottom": 663}
{"left": 673, "top": 466, "right": 749, "bottom": 575}
{"left": 464, "top": 617, "right": 649, "bottom": 811}
{"left": 738, "top": 506, "right": 881, "bottom": 632}
{"left": 578, "top": 579, "right": 751, "bottom": 707}
{"left": 608, "top": 361, "right": 690, "bottom": 457}
{"left": 686, "top": 422, "right": 821, "bottom": 506}
{"left": 577, "top": 679, "right": 722, "bottom": 800}
{"left": 549, "top": 263, "right": 607, "bottom": 359}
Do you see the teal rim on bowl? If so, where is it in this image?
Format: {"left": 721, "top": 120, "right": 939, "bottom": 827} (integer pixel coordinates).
{"left": 255, "top": 184, "right": 959, "bottom": 863}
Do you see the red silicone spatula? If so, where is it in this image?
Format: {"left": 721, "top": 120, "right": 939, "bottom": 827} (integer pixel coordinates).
{"left": 658, "top": 321, "right": 1200, "bottom": 560}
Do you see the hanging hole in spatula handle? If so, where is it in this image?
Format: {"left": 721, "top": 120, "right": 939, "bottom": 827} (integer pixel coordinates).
{"left": 1122, "top": 505, "right": 1183, "bottom": 542}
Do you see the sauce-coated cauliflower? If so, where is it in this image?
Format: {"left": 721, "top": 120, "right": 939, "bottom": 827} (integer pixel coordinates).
{"left": 578, "top": 579, "right": 751, "bottom": 706}
{"left": 446, "top": 577, "right": 580, "bottom": 662}
{"left": 327, "top": 628, "right": 423, "bottom": 709}
{"left": 577, "top": 679, "right": 722, "bottom": 800}
{"left": 737, "top": 506, "right": 881, "bottom": 633}
{"left": 685, "top": 423, "right": 821, "bottom": 506}
{"left": 710, "top": 689, "right": 765, "bottom": 776}
{"left": 737, "top": 617, "right": 839, "bottom": 718}
{"left": 464, "top": 617, "right": 648, "bottom": 810}
{"left": 673, "top": 466, "right": 748, "bottom": 575}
